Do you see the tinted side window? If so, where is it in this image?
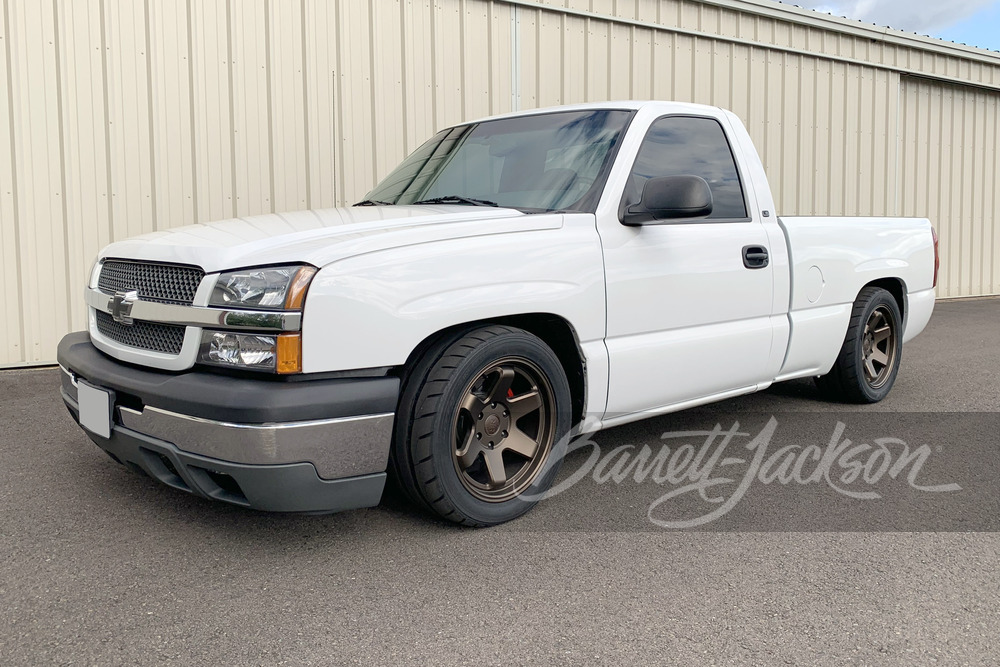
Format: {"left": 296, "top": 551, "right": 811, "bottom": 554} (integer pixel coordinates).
{"left": 625, "top": 116, "right": 747, "bottom": 220}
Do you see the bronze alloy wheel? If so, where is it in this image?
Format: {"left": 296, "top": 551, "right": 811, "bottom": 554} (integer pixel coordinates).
{"left": 451, "top": 356, "right": 557, "bottom": 503}
{"left": 391, "top": 324, "right": 571, "bottom": 525}
{"left": 861, "top": 305, "right": 898, "bottom": 389}
{"left": 815, "top": 286, "right": 903, "bottom": 404}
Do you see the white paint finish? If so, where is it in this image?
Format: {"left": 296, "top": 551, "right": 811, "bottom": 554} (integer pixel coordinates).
{"left": 49, "top": 95, "right": 946, "bottom": 510}
{"left": 591, "top": 102, "right": 787, "bottom": 415}
{"left": 598, "top": 382, "right": 761, "bottom": 430}
{"left": 777, "top": 212, "right": 937, "bottom": 377}
{"left": 98, "top": 205, "right": 530, "bottom": 274}
{"left": 300, "top": 213, "right": 608, "bottom": 373}
{"left": 600, "top": 221, "right": 775, "bottom": 336}
{"left": 778, "top": 215, "right": 936, "bottom": 311}
{"left": 765, "top": 314, "right": 791, "bottom": 383}
{"left": 604, "top": 315, "right": 776, "bottom": 416}
{"left": 774, "top": 302, "right": 852, "bottom": 380}
{"left": 804, "top": 265, "right": 824, "bottom": 303}
{"left": 578, "top": 339, "right": 609, "bottom": 433}
{"left": 598, "top": 210, "right": 780, "bottom": 414}
{"left": 902, "top": 288, "right": 935, "bottom": 345}
{"left": 720, "top": 107, "right": 793, "bottom": 317}
{"left": 82, "top": 100, "right": 937, "bottom": 423}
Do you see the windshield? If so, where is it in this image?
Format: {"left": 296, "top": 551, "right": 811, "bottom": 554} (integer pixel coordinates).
{"left": 364, "top": 109, "right": 634, "bottom": 212}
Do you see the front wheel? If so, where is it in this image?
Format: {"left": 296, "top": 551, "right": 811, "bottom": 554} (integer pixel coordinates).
{"left": 390, "top": 325, "right": 572, "bottom": 526}
{"left": 815, "top": 286, "right": 903, "bottom": 403}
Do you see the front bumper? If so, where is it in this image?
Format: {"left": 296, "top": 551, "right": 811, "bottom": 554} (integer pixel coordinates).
{"left": 57, "top": 332, "right": 400, "bottom": 513}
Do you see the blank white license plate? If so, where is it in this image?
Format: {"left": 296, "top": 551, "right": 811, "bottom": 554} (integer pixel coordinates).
{"left": 77, "top": 380, "right": 112, "bottom": 439}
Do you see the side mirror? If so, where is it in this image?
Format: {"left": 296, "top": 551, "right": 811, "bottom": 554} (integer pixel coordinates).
{"left": 621, "top": 175, "right": 713, "bottom": 225}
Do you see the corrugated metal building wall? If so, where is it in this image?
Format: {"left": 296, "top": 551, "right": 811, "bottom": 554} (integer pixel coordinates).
{"left": 1, "top": 0, "right": 998, "bottom": 367}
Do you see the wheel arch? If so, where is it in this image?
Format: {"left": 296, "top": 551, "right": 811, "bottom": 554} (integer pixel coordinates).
{"left": 861, "top": 277, "right": 906, "bottom": 327}
{"left": 394, "top": 313, "right": 587, "bottom": 427}
{"left": 814, "top": 281, "right": 905, "bottom": 403}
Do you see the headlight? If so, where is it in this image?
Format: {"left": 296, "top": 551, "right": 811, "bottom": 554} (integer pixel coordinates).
{"left": 210, "top": 265, "right": 316, "bottom": 310}
{"left": 203, "top": 264, "right": 314, "bottom": 373}
{"left": 199, "top": 331, "right": 302, "bottom": 374}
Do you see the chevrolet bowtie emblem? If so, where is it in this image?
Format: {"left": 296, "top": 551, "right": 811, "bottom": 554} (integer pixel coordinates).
{"left": 109, "top": 290, "right": 139, "bottom": 325}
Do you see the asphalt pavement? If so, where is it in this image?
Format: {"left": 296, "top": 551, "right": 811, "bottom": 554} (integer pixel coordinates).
{"left": 1, "top": 298, "right": 998, "bottom": 665}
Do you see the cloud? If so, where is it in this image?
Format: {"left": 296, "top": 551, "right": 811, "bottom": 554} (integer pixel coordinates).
{"left": 787, "top": 0, "right": 996, "bottom": 34}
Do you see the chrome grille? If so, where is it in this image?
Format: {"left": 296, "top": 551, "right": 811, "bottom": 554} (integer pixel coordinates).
{"left": 98, "top": 259, "right": 204, "bottom": 304}
{"left": 95, "top": 311, "right": 185, "bottom": 355}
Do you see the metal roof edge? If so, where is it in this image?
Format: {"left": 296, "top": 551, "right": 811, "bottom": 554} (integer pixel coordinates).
{"left": 700, "top": 0, "right": 1000, "bottom": 64}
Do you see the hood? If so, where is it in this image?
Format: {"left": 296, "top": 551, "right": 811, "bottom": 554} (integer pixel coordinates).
{"left": 99, "top": 205, "right": 560, "bottom": 273}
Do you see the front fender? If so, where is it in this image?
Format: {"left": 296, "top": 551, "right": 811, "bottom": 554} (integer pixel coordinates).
{"left": 300, "top": 214, "right": 606, "bottom": 373}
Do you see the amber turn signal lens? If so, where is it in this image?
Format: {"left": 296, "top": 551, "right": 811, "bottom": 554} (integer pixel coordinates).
{"left": 276, "top": 333, "right": 302, "bottom": 374}
{"left": 285, "top": 266, "right": 317, "bottom": 310}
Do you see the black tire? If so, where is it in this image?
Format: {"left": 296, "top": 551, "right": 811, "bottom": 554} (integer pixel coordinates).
{"left": 815, "top": 286, "right": 903, "bottom": 403}
{"left": 390, "top": 325, "right": 572, "bottom": 526}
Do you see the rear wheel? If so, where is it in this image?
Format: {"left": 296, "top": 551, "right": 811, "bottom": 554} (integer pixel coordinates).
{"left": 815, "top": 286, "right": 902, "bottom": 403}
{"left": 390, "top": 325, "right": 571, "bottom": 526}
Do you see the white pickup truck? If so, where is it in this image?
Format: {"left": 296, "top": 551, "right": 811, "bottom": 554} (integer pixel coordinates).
{"left": 58, "top": 101, "right": 939, "bottom": 525}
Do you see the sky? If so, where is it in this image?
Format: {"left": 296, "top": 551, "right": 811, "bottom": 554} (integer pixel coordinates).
{"left": 787, "top": 0, "right": 1000, "bottom": 53}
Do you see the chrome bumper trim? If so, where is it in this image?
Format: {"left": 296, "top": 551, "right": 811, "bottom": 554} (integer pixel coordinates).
{"left": 85, "top": 286, "right": 302, "bottom": 332}
{"left": 61, "top": 366, "right": 393, "bottom": 480}
{"left": 118, "top": 407, "right": 394, "bottom": 480}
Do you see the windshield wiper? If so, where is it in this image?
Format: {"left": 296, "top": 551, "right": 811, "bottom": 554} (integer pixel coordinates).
{"left": 353, "top": 199, "right": 393, "bottom": 206}
{"left": 411, "top": 195, "right": 499, "bottom": 207}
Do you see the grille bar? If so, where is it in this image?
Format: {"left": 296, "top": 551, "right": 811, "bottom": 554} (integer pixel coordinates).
{"left": 98, "top": 259, "right": 204, "bottom": 305}
{"left": 95, "top": 311, "right": 186, "bottom": 355}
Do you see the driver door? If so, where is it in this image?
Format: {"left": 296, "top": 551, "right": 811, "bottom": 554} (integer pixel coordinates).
{"left": 600, "top": 114, "right": 776, "bottom": 419}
